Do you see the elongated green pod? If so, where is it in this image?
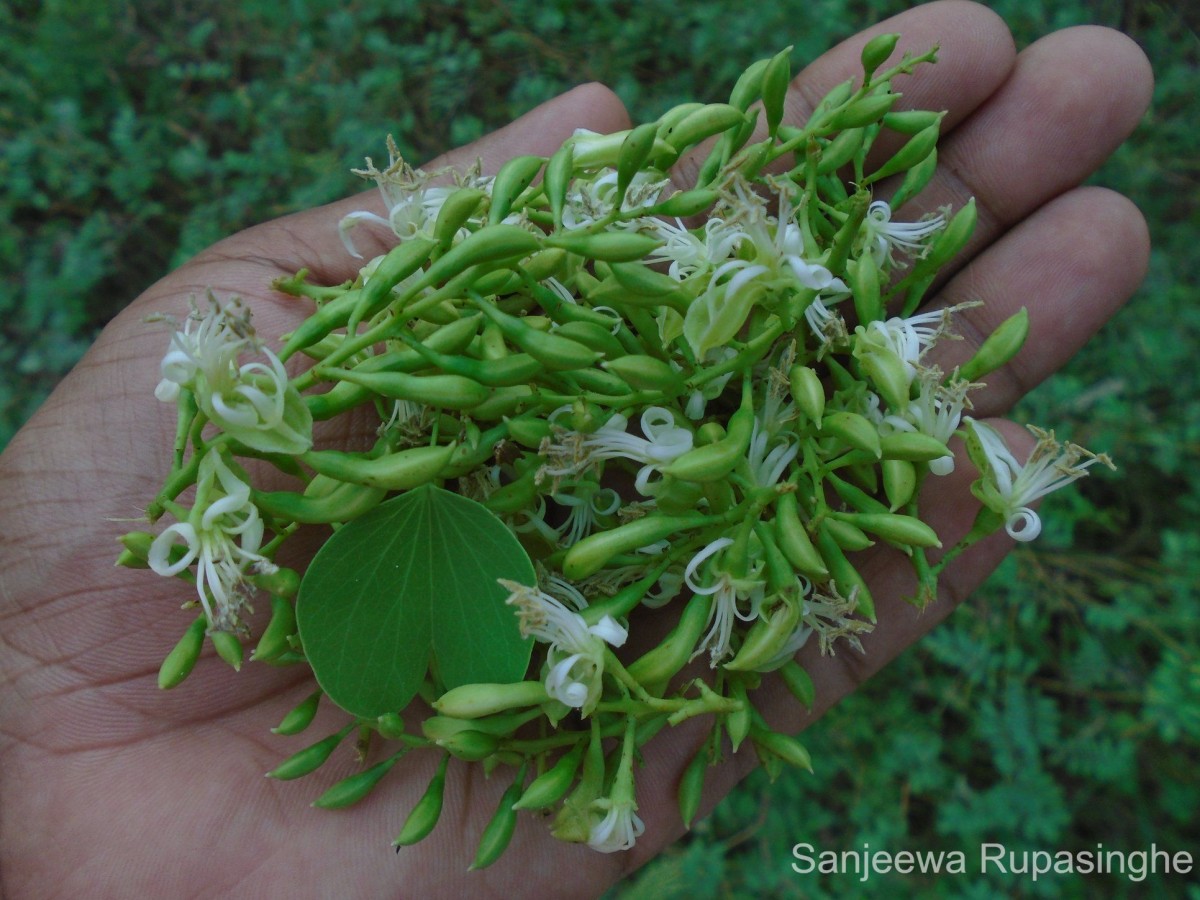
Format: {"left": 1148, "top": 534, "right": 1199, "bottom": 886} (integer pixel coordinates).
{"left": 300, "top": 443, "right": 456, "bottom": 491}
{"left": 827, "top": 472, "right": 890, "bottom": 516}
{"left": 266, "top": 725, "right": 354, "bottom": 780}
{"left": 626, "top": 592, "right": 714, "bottom": 692}
{"left": 313, "top": 752, "right": 403, "bottom": 809}
{"left": 563, "top": 512, "right": 712, "bottom": 580}
{"left": 609, "top": 260, "right": 681, "bottom": 297}
{"left": 464, "top": 384, "right": 534, "bottom": 420}
{"left": 158, "top": 615, "right": 207, "bottom": 690}
{"left": 272, "top": 689, "right": 322, "bottom": 736}
{"left": 398, "top": 334, "right": 544, "bottom": 388}
{"left": 280, "top": 289, "right": 363, "bottom": 360}
{"left": 422, "top": 707, "right": 542, "bottom": 741}
{"left": 552, "top": 320, "right": 626, "bottom": 359}
{"left": 882, "top": 459, "right": 917, "bottom": 511}
{"left": 408, "top": 225, "right": 542, "bottom": 298}
{"left": 774, "top": 490, "right": 829, "bottom": 580}
{"left": 350, "top": 237, "right": 441, "bottom": 332}
{"left": 393, "top": 754, "right": 450, "bottom": 847}
{"left": 513, "top": 741, "right": 587, "bottom": 811}
{"left": 956, "top": 307, "right": 1029, "bottom": 383}
{"left": 469, "top": 763, "right": 527, "bottom": 870}
{"left": 849, "top": 252, "right": 883, "bottom": 327}
{"left": 883, "top": 109, "right": 944, "bottom": 135}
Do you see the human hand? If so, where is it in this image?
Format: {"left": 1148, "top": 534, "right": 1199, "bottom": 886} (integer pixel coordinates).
{"left": 0, "top": 2, "right": 1151, "bottom": 897}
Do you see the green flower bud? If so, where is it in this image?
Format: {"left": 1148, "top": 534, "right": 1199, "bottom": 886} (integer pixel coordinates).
{"left": 879, "top": 432, "right": 952, "bottom": 462}
{"left": 626, "top": 592, "right": 713, "bottom": 693}
{"left": 544, "top": 142, "right": 574, "bottom": 227}
{"left": 436, "top": 729, "right": 500, "bottom": 762}
{"left": 602, "top": 354, "right": 684, "bottom": 393}
{"left": 544, "top": 231, "right": 663, "bottom": 263}
{"left": 824, "top": 91, "right": 898, "bottom": 130}
{"left": 661, "top": 103, "right": 748, "bottom": 154}
{"left": 299, "top": 443, "right": 456, "bottom": 492}
{"left": 724, "top": 678, "right": 753, "bottom": 751}
{"left": 832, "top": 511, "right": 941, "bottom": 548}
{"left": 513, "top": 741, "right": 587, "bottom": 811}
{"left": 957, "top": 307, "right": 1030, "bottom": 383}
{"left": 312, "top": 751, "right": 403, "bottom": 809}
{"left": 433, "top": 681, "right": 549, "bottom": 719}
{"left": 864, "top": 119, "right": 942, "bottom": 185}
{"left": 861, "top": 33, "right": 901, "bottom": 78}
{"left": 253, "top": 481, "right": 387, "bottom": 525}
{"left": 789, "top": 364, "right": 826, "bottom": 423}
{"left": 393, "top": 754, "right": 450, "bottom": 848}
{"left": 778, "top": 660, "right": 816, "bottom": 709}
{"left": 469, "top": 292, "right": 601, "bottom": 370}
{"left": 272, "top": 689, "right": 322, "bottom": 736}
{"left": 750, "top": 724, "right": 813, "bottom": 772}
{"left": 887, "top": 147, "right": 939, "bottom": 211}
{"left": 882, "top": 459, "right": 917, "bottom": 510}
{"left": 814, "top": 525, "right": 876, "bottom": 622}
{"left": 661, "top": 381, "right": 754, "bottom": 482}
{"left": 761, "top": 47, "right": 793, "bottom": 136}
{"left": 822, "top": 410, "right": 882, "bottom": 458}
{"left": 728, "top": 57, "right": 771, "bottom": 111}
{"left": 815, "top": 127, "right": 866, "bottom": 176}
{"left": 616, "top": 121, "right": 660, "bottom": 205}
{"left": 774, "top": 491, "right": 829, "bottom": 580}
{"left": 647, "top": 188, "right": 720, "bottom": 218}
{"left": 824, "top": 517, "right": 874, "bottom": 551}
{"left": 266, "top": 725, "right": 354, "bottom": 780}
{"left": 678, "top": 745, "right": 709, "bottom": 829}
{"left": 253, "top": 594, "right": 298, "bottom": 663}
{"left": 563, "top": 512, "right": 712, "bottom": 580}
{"left": 321, "top": 367, "right": 490, "bottom": 410}
{"left": 725, "top": 596, "right": 802, "bottom": 673}
{"left": 157, "top": 615, "right": 207, "bottom": 690}
{"left": 433, "top": 187, "right": 487, "bottom": 248}
{"left": 488, "top": 155, "right": 545, "bottom": 225}
{"left": 609, "top": 260, "right": 681, "bottom": 297}
{"left": 469, "top": 763, "right": 527, "bottom": 870}
{"left": 209, "top": 630, "right": 243, "bottom": 671}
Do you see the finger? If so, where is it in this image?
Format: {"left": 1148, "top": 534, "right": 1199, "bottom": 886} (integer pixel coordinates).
{"left": 895, "top": 25, "right": 1152, "bottom": 281}
{"left": 182, "top": 82, "right": 631, "bottom": 291}
{"left": 671, "top": 0, "right": 1018, "bottom": 190}
{"left": 925, "top": 186, "right": 1150, "bottom": 417}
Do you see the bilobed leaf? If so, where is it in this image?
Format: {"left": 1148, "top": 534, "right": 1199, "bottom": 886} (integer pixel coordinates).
{"left": 296, "top": 484, "right": 535, "bottom": 718}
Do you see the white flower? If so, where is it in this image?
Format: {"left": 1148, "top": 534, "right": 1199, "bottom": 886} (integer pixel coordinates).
{"left": 586, "top": 796, "right": 646, "bottom": 853}
{"left": 502, "top": 578, "right": 627, "bottom": 715}
{"left": 561, "top": 167, "right": 667, "bottom": 230}
{"left": 861, "top": 200, "right": 946, "bottom": 267}
{"left": 338, "top": 139, "right": 493, "bottom": 257}
{"left": 857, "top": 308, "right": 949, "bottom": 382}
{"left": 684, "top": 538, "right": 765, "bottom": 666}
{"left": 881, "top": 368, "right": 974, "bottom": 475}
{"left": 647, "top": 215, "right": 744, "bottom": 282}
{"left": 148, "top": 453, "right": 275, "bottom": 632}
{"left": 155, "top": 296, "right": 312, "bottom": 455}
{"left": 539, "top": 407, "right": 693, "bottom": 495}
{"left": 965, "top": 418, "right": 1115, "bottom": 541}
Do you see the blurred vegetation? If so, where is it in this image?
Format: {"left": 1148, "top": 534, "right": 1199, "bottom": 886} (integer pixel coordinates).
{"left": 3, "top": 0, "right": 1196, "bottom": 896}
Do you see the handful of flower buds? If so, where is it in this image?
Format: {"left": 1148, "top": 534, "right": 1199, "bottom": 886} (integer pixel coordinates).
{"left": 120, "top": 36, "right": 1114, "bottom": 866}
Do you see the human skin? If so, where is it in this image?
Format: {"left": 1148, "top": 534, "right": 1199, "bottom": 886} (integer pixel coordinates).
{"left": 0, "top": 3, "right": 1152, "bottom": 897}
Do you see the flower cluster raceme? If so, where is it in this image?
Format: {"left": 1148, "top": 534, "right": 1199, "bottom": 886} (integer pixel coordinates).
{"left": 123, "top": 36, "right": 1114, "bottom": 867}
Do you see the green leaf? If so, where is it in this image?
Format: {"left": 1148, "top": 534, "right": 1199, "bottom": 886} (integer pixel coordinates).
{"left": 296, "top": 484, "right": 535, "bottom": 718}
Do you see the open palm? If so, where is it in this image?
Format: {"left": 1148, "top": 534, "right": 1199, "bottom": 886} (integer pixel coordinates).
{"left": 0, "top": 4, "right": 1151, "bottom": 897}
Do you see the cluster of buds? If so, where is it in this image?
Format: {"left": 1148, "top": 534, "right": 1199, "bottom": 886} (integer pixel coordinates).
{"left": 122, "top": 35, "right": 1113, "bottom": 866}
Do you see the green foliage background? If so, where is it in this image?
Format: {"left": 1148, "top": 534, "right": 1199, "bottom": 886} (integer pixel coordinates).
{"left": 3, "top": 0, "right": 1196, "bottom": 896}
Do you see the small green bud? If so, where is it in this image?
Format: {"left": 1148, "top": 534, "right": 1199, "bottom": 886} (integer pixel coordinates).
{"left": 778, "top": 660, "right": 816, "bottom": 709}
{"left": 821, "top": 410, "right": 882, "bottom": 458}
{"left": 957, "top": 307, "right": 1030, "bottom": 383}
{"left": 209, "top": 630, "right": 243, "bottom": 671}
{"left": 157, "top": 615, "right": 207, "bottom": 690}
{"left": 678, "top": 745, "right": 709, "bottom": 829}
{"left": 861, "top": 33, "right": 901, "bottom": 78}
{"left": 393, "top": 754, "right": 450, "bottom": 848}
{"left": 513, "top": 741, "right": 587, "bottom": 811}
{"left": 312, "top": 752, "right": 403, "bottom": 809}
{"left": 436, "top": 729, "right": 500, "bottom": 762}
{"left": 272, "top": 690, "right": 322, "bottom": 736}
{"left": 750, "top": 724, "right": 813, "bottom": 772}
{"left": 266, "top": 725, "right": 353, "bottom": 780}
{"left": 469, "top": 763, "right": 527, "bottom": 870}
